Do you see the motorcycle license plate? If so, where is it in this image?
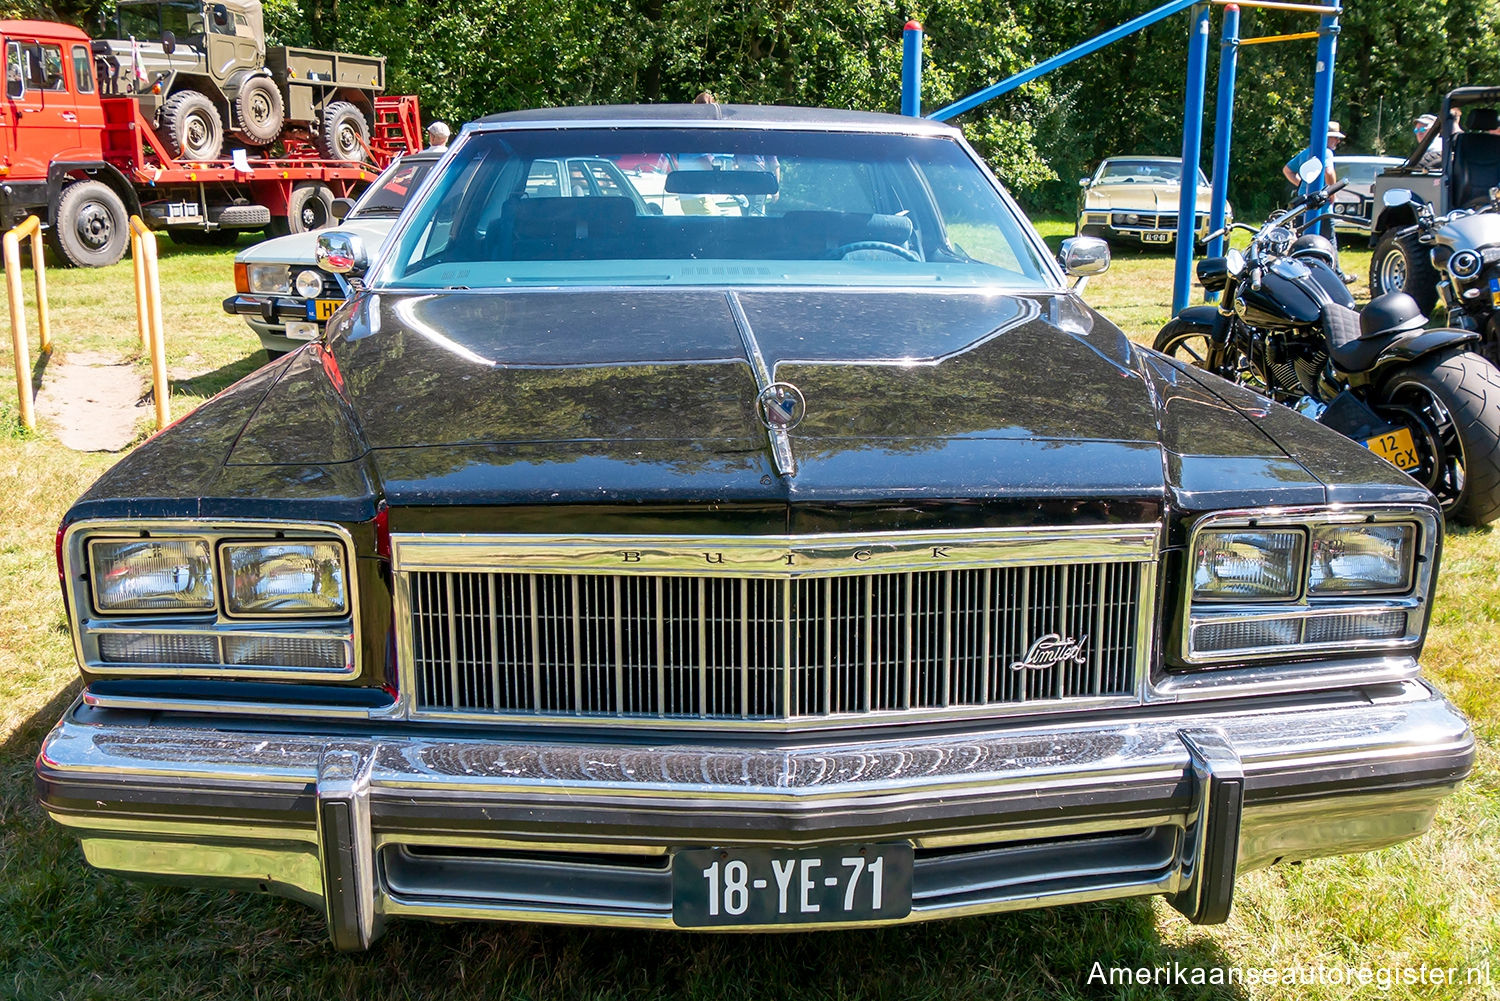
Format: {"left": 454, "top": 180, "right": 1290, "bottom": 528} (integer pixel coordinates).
{"left": 1142, "top": 232, "right": 1172, "bottom": 244}
{"left": 1365, "top": 427, "right": 1421, "bottom": 471}
{"left": 672, "top": 843, "right": 912, "bottom": 927}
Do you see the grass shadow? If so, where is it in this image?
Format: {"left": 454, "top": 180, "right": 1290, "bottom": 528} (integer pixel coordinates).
{"left": 169, "top": 350, "right": 270, "bottom": 400}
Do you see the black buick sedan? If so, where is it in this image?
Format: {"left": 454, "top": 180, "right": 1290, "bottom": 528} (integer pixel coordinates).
{"left": 37, "top": 105, "right": 1472, "bottom": 949}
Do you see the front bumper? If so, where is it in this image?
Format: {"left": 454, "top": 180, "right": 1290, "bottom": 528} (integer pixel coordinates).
{"left": 36, "top": 680, "right": 1471, "bottom": 949}
{"left": 222, "top": 294, "right": 332, "bottom": 354}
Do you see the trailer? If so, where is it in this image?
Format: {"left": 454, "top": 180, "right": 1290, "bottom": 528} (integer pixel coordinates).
{"left": 0, "top": 19, "right": 421, "bottom": 266}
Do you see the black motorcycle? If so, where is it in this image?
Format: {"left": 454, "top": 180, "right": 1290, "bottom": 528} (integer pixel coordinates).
{"left": 1153, "top": 172, "right": 1500, "bottom": 525}
{"left": 1370, "top": 186, "right": 1500, "bottom": 364}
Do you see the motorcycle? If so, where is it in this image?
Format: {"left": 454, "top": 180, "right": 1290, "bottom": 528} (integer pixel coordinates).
{"left": 1152, "top": 160, "right": 1500, "bottom": 525}
{"left": 1370, "top": 185, "right": 1500, "bottom": 364}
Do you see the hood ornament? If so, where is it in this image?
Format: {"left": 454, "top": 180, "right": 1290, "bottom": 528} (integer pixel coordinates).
{"left": 757, "top": 382, "right": 806, "bottom": 431}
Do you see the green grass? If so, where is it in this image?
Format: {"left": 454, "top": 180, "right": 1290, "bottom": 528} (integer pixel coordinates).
{"left": 0, "top": 228, "right": 1496, "bottom": 1000}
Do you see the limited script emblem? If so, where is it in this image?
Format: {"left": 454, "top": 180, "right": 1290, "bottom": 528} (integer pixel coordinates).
{"left": 1010, "top": 633, "right": 1089, "bottom": 672}
{"left": 756, "top": 382, "right": 806, "bottom": 431}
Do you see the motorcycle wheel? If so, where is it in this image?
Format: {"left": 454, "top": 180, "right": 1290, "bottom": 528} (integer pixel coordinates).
{"left": 1153, "top": 317, "right": 1225, "bottom": 375}
{"left": 1376, "top": 351, "right": 1500, "bottom": 525}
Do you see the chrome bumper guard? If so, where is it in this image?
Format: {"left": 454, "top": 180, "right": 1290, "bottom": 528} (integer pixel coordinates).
{"left": 36, "top": 680, "right": 1472, "bottom": 950}
{"left": 222, "top": 293, "right": 310, "bottom": 323}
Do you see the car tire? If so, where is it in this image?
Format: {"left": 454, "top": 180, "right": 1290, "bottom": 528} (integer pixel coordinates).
{"left": 160, "top": 89, "right": 224, "bottom": 161}
{"left": 315, "top": 101, "right": 369, "bottom": 161}
{"left": 49, "top": 180, "right": 129, "bottom": 268}
{"left": 1377, "top": 351, "right": 1500, "bottom": 526}
{"left": 1370, "top": 229, "right": 1439, "bottom": 315}
{"left": 233, "top": 76, "right": 284, "bottom": 146}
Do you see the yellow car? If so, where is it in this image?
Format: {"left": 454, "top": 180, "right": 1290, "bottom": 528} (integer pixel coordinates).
{"left": 1076, "top": 156, "right": 1225, "bottom": 247}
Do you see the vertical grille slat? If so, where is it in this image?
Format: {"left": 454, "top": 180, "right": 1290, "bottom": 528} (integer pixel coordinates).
{"left": 407, "top": 559, "right": 1145, "bottom": 722}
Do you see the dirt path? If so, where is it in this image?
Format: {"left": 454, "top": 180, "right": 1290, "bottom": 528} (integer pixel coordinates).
{"left": 33, "top": 350, "right": 148, "bottom": 452}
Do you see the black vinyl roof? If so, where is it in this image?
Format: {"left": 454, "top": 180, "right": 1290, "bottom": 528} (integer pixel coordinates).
{"left": 473, "top": 103, "right": 956, "bottom": 135}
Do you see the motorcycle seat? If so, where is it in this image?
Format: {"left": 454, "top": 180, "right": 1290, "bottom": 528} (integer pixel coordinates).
{"left": 1326, "top": 304, "right": 1404, "bottom": 373}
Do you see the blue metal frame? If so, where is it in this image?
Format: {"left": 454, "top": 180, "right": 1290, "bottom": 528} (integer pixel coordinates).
{"left": 1206, "top": 5, "right": 1240, "bottom": 269}
{"left": 901, "top": 22, "right": 923, "bottom": 117}
{"left": 1172, "top": 3, "right": 1213, "bottom": 314}
{"left": 1305, "top": 10, "right": 1340, "bottom": 234}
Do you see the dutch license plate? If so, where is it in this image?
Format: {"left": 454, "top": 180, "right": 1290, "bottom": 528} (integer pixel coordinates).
{"left": 672, "top": 843, "right": 913, "bottom": 927}
{"left": 1142, "top": 231, "right": 1172, "bottom": 244}
{"left": 1366, "top": 427, "right": 1421, "bottom": 471}
{"left": 312, "top": 298, "right": 343, "bottom": 321}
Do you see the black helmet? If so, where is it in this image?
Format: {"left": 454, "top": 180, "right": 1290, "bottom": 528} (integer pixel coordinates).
{"left": 1291, "top": 233, "right": 1337, "bottom": 264}
{"left": 1360, "top": 292, "right": 1427, "bottom": 339}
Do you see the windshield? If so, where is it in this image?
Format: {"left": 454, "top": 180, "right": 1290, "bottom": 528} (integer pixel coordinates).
{"left": 117, "top": 2, "right": 202, "bottom": 40}
{"left": 376, "top": 128, "right": 1054, "bottom": 290}
{"left": 1097, "top": 159, "right": 1207, "bottom": 186}
{"left": 1334, "top": 160, "right": 1399, "bottom": 185}
{"left": 351, "top": 158, "right": 435, "bottom": 218}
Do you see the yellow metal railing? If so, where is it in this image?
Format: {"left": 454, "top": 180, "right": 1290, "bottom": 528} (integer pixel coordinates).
{"left": 4, "top": 215, "right": 51, "bottom": 431}
{"left": 129, "top": 216, "right": 171, "bottom": 430}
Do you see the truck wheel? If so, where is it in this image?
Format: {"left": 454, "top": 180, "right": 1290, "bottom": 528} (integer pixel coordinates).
{"left": 233, "top": 76, "right": 284, "bottom": 146}
{"left": 1370, "top": 229, "right": 1439, "bottom": 315}
{"left": 49, "top": 180, "right": 129, "bottom": 267}
{"left": 161, "top": 89, "right": 224, "bottom": 160}
{"left": 316, "top": 101, "right": 369, "bottom": 161}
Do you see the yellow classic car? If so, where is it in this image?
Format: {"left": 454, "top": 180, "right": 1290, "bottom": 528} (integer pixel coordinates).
{"left": 1076, "top": 156, "right": 1225, "bottom": 246}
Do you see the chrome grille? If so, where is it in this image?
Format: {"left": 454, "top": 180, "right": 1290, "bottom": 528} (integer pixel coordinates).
{"left": 406, "top": 561, "right": 1144, "bottom": 722}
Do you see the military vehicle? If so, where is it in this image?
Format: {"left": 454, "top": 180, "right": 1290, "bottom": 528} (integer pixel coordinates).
{"left": 95, "top": 0, "right": 385, "bottom": 162}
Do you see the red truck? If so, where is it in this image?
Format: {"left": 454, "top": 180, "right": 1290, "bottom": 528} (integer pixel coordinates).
{"left": 0, "top": 19, "right": 421, "bottom": 266}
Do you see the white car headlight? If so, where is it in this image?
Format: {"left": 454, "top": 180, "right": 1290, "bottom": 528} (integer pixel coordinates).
{"left": 1192, "top": 529, "right": 1303, "bottom": 600}
{"left": 246, "top": 264, "right": 293, "bottom": 294}
{"left": 294, "top": 269, "right": 325, "bottom": 299}
{"left": 223, "top": 541, "right": 347, "bottom": 615}
{"left": 1308, "top": 523, "right": 1416, "bottom": 595}
{"left": 90, "top": 538, "right": 214, "bottom": 613}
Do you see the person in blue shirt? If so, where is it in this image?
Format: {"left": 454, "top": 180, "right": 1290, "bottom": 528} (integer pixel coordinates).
{"left": 1282, "top": 121, "right": 1344, "bottom": 193}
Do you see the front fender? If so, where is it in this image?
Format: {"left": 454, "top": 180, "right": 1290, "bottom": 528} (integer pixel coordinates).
{"left": 1371, "top": 328, "right": 1481, "bottom": 378}
{"left": 1173, "top": 305, "right": 1220, "bottom": 329}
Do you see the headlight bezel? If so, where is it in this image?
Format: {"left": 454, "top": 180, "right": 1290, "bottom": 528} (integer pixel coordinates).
{"left": 1177, "top": 506, "right": 1437, "bottom": 668}
{"left": 87, "top": 536, "right": 216, "bottom": 615}
{"left": 220, "top": 539, "right": 349, "bottom": 618}
{"left": 63, "top": 519, "right": 360, "bottom": 681}
{"left": 245, "top": 263, "right": 293, "bottom": 295}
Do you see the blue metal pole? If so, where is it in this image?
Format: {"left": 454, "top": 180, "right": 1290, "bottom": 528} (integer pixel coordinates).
{"left": 901, "top": 21, "right": 923, "bottom": 117}
{"left": 1206, "top": 4, "right": 1240, "bottom": 276}
{"left": 1306, "top": 7, "right": 1339, "bottom": 235}
{"left": 1172, "top": 3, "right": 1212, "bottom": 315}
{"left": 929, "top": 0, "right": 1201, "bottom": 121}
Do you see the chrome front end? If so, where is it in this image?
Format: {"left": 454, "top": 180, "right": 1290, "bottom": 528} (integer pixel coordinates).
{"left": 37, "top": 678, "right": 1473, "bottom": 949}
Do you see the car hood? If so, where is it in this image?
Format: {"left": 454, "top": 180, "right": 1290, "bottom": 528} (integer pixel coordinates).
{"left": 1085, "top": 182, "right": 1214, "bottom": 213}
{"left": 74, "top": 288, "right": 1427, "bottom": 530}
{"left": 234, "top": 219, "right": 399, "bottom": 266}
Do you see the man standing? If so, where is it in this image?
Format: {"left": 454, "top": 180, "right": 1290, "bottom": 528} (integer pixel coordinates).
{"left": 426, "top": 121, "right": 451, "bottom": 151}
{"left": 1413, "top": 114, "right": 1442, "bottom": 169}
{"left": 1282, "top": 121, "right": 1344, "bottom": 193}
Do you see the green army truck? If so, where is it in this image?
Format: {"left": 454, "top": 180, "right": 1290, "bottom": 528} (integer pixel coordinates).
{"left": 94, "top": 0, "right": 384, "bottom": 162}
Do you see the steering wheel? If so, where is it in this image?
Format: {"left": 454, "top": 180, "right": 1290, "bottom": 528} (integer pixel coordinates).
{"left": 825, "top": 240, "right": 923, "bottom": 262}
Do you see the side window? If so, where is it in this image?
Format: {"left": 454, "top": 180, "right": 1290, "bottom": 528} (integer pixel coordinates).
{"left": 776, "top": 160, "right": 877, "bottom": 214}
{"left": 586, "top": 163, "right": 629, "bottom": 198}
{"left": 72, "top": 45, "right": 94, "bottom": 93}
{"left": 5, "top": 41, "right": 23, "bottom": 99}
{"left": 923, "top": 161, "right": 1027, "bottom": 273}
{"left": 523, "top": 161, "right": 562, "bottom": 198}
{"left": 38, "top": 44, "right": 65, "bottom": 91}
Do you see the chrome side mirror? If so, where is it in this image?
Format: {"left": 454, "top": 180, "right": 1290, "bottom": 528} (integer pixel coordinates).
{"left": 1059, "top": 236, "right": 1110, "bottom": 278}
{"left": 316, "top": 231, "right": 369, "bottom": 277}
{"left": 1382, "top": 187, "right": 1414, "bottom": 208}
{"left": 1078, "top": 177, "right": 1090, "bottom": 187}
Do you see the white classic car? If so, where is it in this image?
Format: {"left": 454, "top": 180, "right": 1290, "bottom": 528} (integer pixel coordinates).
{"left": 1076, "top": 156, "right": 1224, "bottom": 247}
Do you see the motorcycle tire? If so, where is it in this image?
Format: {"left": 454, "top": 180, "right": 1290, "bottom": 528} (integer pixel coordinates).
{"left": 1377, "top": 350, "right": 1500, "bottom": 526}
{"left": 1153, "top": 317, "right": 1227, "bottom": 377}
{"left": 1370, "top": 229, "right": 1439, "bottom": 315}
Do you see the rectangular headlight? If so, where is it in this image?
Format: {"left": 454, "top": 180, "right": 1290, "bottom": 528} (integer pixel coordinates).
{"left": 223, "top": 541, "right": 347, "bottom": 616}
{"left": 1308, "top": 523, "right": 1416, "bottom": 595}
{"left": 246, "top": 263, "right": 292, "bottom": 294}
{"left": 90, "top": 538, "right": 214, "bottom": 613}
{"left": 1192, "top": 529, "right": 1303, "bottom": 601}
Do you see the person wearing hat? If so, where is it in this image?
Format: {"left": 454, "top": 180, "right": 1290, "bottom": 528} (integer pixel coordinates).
{"left": 1413, "top": 113, "right": 1443, "bottom": 169}
{"left": 1282, "top": 120, "right": 1344, "bottom": 195}
{"left": 426, "top": 121, "right": 451, "bottom": 150}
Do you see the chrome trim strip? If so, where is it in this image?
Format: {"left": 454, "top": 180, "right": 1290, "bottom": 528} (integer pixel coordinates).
{"left": 80, "top": 688, "right": 382, "bottom": 719}
{"left": 723, "top": 290, "right": 796, "bottom": 477}
{"left": 63, "top": 520, "right": 363, "bottom": 683}
{"left": 390, "top": 525, "right": 1162, "bottom": 577}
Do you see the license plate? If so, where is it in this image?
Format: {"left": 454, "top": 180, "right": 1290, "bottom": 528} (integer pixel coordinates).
{"left": 1366, "top": 427, "right": 1421, "bottom": 471}
{"left": 672, "top": 843, "right": 913, "bottom": 927}
{"left": 1489, "top": 277, "right": 1499, "bottom": 308}
{"left": 311, "top": 298, "right": 343, "bottom": 321}
{"left": 1142, "top": 232, "right": 1172, "bottom": 244}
